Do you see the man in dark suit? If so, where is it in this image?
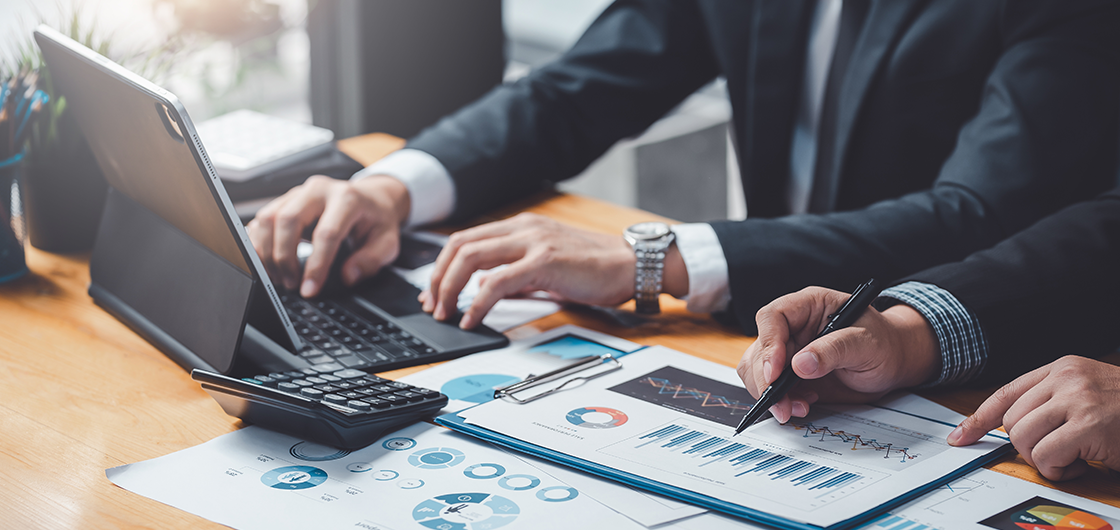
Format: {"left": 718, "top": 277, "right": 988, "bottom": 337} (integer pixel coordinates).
{"left": 737, "top": 188, "right": 1120, "bottom": 481}
{"left": 248, "top": 0, "right": 1120, "bottom": 332}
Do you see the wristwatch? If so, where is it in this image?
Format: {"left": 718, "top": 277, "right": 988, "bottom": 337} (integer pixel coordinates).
{"left": 624, "top": 222, "right": 675, "bottom": 314}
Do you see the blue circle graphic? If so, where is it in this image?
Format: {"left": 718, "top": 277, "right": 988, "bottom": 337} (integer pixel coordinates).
{"left": 261, "top": 466, "right": 328, "bottom": 490}
{"left": 536, "top": 486, "right": 579, "bottom": 502}
{"left": 383, "top": 437, "right": 417, "bottom": 451}
{"left": 441, "top": 374, "right": 521, "bottom": 403}
{"left": 497, "top": 474, "right": 541, "bottom": 491}
{"left": 463, "top": 463, "right": 507, "bottom": 480}
{"left": 413, "top": 492, "right": 519, "bottom": 530}
{"left": 408, "top": 447, "right": 467, "bottom": 469}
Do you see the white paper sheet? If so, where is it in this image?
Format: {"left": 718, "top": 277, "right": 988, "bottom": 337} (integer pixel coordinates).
{"left": 458, "top": 346, "right": 1008, "bottom": 528}
{"left": 400, "top": 325, "right": 643, "bottom": 413}
{"left": 106, "top": 423, "right": 646, "bottom": 530}
{"left": 855, "top": 467, "right": 1120, "bottom": 530}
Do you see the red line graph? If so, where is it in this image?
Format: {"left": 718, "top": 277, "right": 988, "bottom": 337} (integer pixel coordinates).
{"left": 637, "top": 377, "right": 755, "bottom": 414}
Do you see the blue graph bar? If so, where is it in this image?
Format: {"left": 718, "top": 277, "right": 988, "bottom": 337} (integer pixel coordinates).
{"left": 729, "top": 448, "right": 770, "bottom": 466}
{"left": 683, "top": 436, "right": 726, "bottom": 454}
{"left": 769, "top": 460, "right": 813, "bottom": 479}
{"left": 664, "top": 431, "right": 706, "bottom": 448}
{"left": 635, "top": 424, "right": 687, "bottom": 448}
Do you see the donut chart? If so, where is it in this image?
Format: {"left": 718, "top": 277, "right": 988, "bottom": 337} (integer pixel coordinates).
{"left": 536, "top": 486, "right": 579, "bottom": 503}
{"left": 464, "top": 463, "right": 507, "bottom": 480}
{"left": 409, "top": 447, "right": 467, "bottom": 469}
{"left": 566, "top": 407, "right": 629, "bottom": 429}
{"left": 413, "top": 492, "right": 520, "bottom": 530}
{"left": 497, "top": 474, "right": 541, "bottom": 491}
{"left": 260, "top": 466, "right": 328, "bottom": 490}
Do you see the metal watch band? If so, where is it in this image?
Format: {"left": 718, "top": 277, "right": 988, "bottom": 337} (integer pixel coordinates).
{"left": 633, "top": 246, "right": 665, "bottom": 314}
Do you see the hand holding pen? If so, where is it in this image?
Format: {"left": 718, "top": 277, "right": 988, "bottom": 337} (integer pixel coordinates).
{"left": 735, "top": 280, "right": 943, "bottom": 434}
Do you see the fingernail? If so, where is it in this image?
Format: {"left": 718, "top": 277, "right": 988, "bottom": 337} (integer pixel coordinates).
{"left": 792, "top": 401, "right": 807, "bottom": 417}
{"left": 947, "top": 426, "right": 964, "bottom": 445}
{"left": 460, "top": 313, "right": 475, "bottom": 329}
{"left": 794, "top": 351, "right": 819, "bottom": 376}
{"left": 422, "top": 297, "right": 434, "bottom": 312}
{"left": 344, "top": 264, "right": 360, "bottom": 285}
{"left": 300, "top": 279, "right": 317, "bottom": 298}
{"left": 763, "top": 361, "right": 772, "bottom": 383}
{"left": 769, "top": 405, "right": 787, "bottom": 424}
{"left": 434, "top": 303, "right": 446, "bottom": 320}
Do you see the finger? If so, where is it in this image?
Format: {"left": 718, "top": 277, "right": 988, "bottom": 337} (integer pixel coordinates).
{"left": 428, "top": 220, "right": 522, "bottom": 309}
{"left": 1005, "top": 401, "right": 1066, "bottom": 470}
{"left": 272, "top": 194, "right": 326, "bottom": 291}
{"left": 949, "top": 364, "right": 1053, "bottom": 446}
{"left": 768, "top": 396, "right": 793, "bottom": 424}
{"left": 791, "top": 327, "right": 873, "bottom": 380}
{"left": 246, "top": 217, "right": 279, "bottom": 279}
{"left": 341, "top": 230, "right": 400, "bottom": 286}
{"left": 1001, "top": 382, "right": 1055, "bottom": 435}
{"left": 435, "top": 237, "right": 527, "bottom": 320}
{"left": 1031, "top": 423, "right": 1090, "bottom": 481}
{"left": 459, "top": 260, "right": 539, "bottom": 329}
{"left": 747, "top": 305, "right": 795, "bottom": 397}
{"left": 301, "top": 192, "right": 365, "bottom": 297}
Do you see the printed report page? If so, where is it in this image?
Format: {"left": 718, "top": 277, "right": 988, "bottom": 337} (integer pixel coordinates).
{"left": 459, "top": 346, "right": 1007, "bottom": 528}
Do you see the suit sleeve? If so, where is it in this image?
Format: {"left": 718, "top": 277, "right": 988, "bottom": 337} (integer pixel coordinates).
{"left": 902, "top": 190, "right": 1120, "bottom": 387}
{"left": 406, "top": 0, "right": 721, "bottom": 222}
{"left": 713, "top": 3, "right": 1120, "bottom": 334}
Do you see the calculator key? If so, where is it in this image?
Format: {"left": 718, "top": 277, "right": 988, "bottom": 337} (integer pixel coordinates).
{"left": 340, "top": 391, "right": 363, "bottom": 399}
{"left": 241, "top": 378, "right": 264, "bottom": 385}
{"left": 418, "top": 389, "right": 442, "bottom": 399}
{"left": 318, "top": 374, "right": 341, "bottom": 382}
{"left": 394, "top": 391, "right": 425, "bottom": 403}
{"left": 305, "top": 377, "right": 327, "bottom": 384}
{"left": 300, "top": 387, "right": 324, "bottom": 398}
{"left": 337, "top": 355, "right": 370, "bottom": 369}
{"left": 315, "top": 385, "right": 340, "bottom": 393}
{"left": 347, "top": 400, "right": 371, "bottom": 411}
{"left": 380, "top": 394, "right": 405, "bottom": 403}
{"left": 253, "top": 375, "right": 277, "bottom": 386}
{"left": 277, "top": 382, "right": 301, "bottom": 392}
{"left": 332, "top": 369, "right": 367, "bottom": 379}
{"left": 291, "top": 379, "right": 314, "bottom": 387}
{"left": 304, "top": 355, "right": 332, "bottom": 365}
{"left": 361, "top": 398, "right": 391, "bottom": 409}
{"left": 354, "top": 388, "right": 376, "bottom": 395}
{"left": 323, "top": 394, "right": 348, "bottom": 405}
{"left": 268, "top": 372, "right": 292, "bottom": 381}
{"left": 371, "top": 385, "right": 395, "bottom": 393}
{"left": 299, "top": 368, "right": 319, "bottom": 375}
{"left": 387, "top": 381, "right": 411, "bottom": 389}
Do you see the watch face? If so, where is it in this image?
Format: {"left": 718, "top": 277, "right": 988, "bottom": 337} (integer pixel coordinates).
{"left": 626, "top": 222, "right": 671, "bottom": 241}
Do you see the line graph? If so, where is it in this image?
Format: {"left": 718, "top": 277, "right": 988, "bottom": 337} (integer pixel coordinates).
{"left": 609, "top": 366, "right": 757, "bottom": 427}
{"left": 790, "top": 422, "right": 921, "bottom": 463}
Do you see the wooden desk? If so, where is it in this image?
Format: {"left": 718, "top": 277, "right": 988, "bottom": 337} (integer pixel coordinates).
{"left": 0, "top": 134, "right": 1116, "bottom": 529}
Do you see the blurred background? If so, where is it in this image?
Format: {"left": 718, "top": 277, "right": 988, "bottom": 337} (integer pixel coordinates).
{"left": 0, "top": 0, "right": 742, "bottom": 223}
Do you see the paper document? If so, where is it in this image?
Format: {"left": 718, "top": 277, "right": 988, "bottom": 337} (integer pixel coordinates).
{"left": 857, "top": 467, "right": 1120, "bottom": 530}
{"left": 457, "top": 346, "right": 1008, "bottom": 528}
{"left": 106, "top": 423, "right": 646, "bottom": 530}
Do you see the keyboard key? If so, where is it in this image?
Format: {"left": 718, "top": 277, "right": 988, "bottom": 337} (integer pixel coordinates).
{"left": 323, "top": 394, "right": 348, "bottom": 405}
{"left": 378, "top": 342, "right": 412, "bottom": 359}
{"left": 305, "top": 355, "right": 332, "bottom": 365}
{"left": 337, "top": 355, "right": 370, "bottom": 368}
{"left": 348, "top": 400, "right": 371, "bottom": 411}
{"left": 332, "top": 369, "right": 367, "bottom": 379}
{"left": 359, "top": 350, "right": 389, "bottom": 363}
{"left": 300, "top": 387, "right": 324, "bottom": 398}
{"left": 312, "top": 362, "right": 344, "bottom": 373}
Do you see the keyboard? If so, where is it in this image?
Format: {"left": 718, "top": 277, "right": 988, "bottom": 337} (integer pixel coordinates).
{"left": 193, "top": 368, "right": 448, "bottom": 449}
{"left": 196, "top": 109, "right": 334, "bottom": 182}
{"left": 281, "top": 294, "right": 440, "bottom": 373}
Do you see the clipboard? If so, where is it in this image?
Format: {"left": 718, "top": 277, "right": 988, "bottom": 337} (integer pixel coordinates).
{"left": 435, "top": 346, "right": 1013, "bottom": 530}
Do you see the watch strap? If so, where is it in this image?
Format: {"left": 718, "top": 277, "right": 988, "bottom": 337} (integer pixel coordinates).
{"left": 633, "top": 246, "right": 665, "bottom": 314}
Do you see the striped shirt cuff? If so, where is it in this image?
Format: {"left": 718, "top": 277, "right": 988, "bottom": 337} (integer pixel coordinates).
{"left": 876, "top": 281, "right": 989, "bottom": 387}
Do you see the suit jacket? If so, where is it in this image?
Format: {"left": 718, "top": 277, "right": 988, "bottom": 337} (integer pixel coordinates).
{"left": 406, "top": 0, "right": 1120, "bottom": 333}
{"left": 905, "top": 189, "right": 1120, "bottom": 387}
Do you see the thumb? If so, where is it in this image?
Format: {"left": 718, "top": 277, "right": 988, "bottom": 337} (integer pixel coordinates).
{"left": 792, "top": 328, "right": 872, "bottom": 380}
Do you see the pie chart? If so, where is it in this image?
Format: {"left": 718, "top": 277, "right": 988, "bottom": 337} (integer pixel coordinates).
{"left": 1011, "top": 505, "right": 1112, "bottom": 530}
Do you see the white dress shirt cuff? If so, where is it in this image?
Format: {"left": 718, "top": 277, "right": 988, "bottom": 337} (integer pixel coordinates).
{"left": 671, "top": 223, "right": 731, "bottom": 313}
{"left": 350, "top": 148, "right": 457, "bottom": 228}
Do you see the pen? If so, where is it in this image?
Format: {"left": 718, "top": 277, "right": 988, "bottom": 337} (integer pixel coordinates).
{"left": 733, "top": 278, "right": 882, "bottom": 436}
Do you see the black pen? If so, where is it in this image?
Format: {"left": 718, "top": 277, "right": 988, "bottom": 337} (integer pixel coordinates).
{"left": 733, "top": 278, "right": 882, "bottom": 436}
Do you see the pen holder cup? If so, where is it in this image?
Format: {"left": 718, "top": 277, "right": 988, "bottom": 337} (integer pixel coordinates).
{"left": 0, "top": 154, "right": 29, "bottom": 284}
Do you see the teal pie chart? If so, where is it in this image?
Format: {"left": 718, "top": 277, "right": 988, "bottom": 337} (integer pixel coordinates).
{"left": 409, "top": 447, "right": 467, "bottom": 469}
{"left": 413, "top": 492, "right": 520, "bottom": 530}
{"left": 441, "top": 374, "right": 521, "bottom": 403}
{"left": 260, "top": 466, "right": 328, "bottom": 490}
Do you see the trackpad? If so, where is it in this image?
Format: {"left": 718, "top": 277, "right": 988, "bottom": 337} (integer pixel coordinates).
{"left": 395, "top": 313, "right": 503, "bottom": 351}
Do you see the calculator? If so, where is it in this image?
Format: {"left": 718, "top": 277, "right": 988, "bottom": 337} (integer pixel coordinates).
{"left": 193, "top": 368, "right": 448, "bottom": 450}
